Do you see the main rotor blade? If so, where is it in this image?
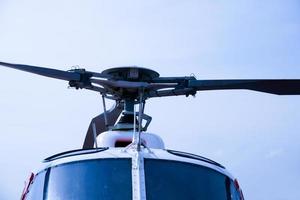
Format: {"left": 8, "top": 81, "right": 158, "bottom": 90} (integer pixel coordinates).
{"left": 189, "top": 80, "right": 300, "bottom": 95}
{"left": 0, "top": 61, "right": 81, "bottom": 81}
{"left": 83, "top": 102, "right": 123, "bottom": 149}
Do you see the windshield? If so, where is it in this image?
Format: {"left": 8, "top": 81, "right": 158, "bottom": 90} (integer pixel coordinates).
{"left": 26, "top": 158, "right": 132, "bottom": 200}
{"left": 144, "top": 159, "right": 234, "bottom": 200}
{"left": 25, "top": 157, "right": 242, "bottom": 200}
{"left": 46, "top": 159, "right": 132, "bottom": 200}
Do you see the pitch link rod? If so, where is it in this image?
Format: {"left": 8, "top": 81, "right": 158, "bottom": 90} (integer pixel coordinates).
{"left": 137, "top": 88, "right": 144, "bottom": 151}
{"left": 152, "top": 76, "right": 196, "bottom": 83}
{"left": 147, "top": 88, "right": 196, "bottom": 98}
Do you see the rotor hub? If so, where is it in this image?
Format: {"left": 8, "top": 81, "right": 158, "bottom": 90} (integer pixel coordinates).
{"left": 101, "top": 67, "right": 159, "bottom": 82}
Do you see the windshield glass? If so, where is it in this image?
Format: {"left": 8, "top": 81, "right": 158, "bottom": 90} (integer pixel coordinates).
{"left": 26, "top": 171, "right": 46, "bottom": 200}
{"left": 26, "top": 158, "right": 132, "bottom": 200}
{"left": 144, "top": 159, "right": 233, "bottom": 200}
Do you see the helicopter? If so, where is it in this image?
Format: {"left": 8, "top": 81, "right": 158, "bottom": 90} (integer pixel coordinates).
{"left": 1, "top": 61, "right": 300, "bottom": 200}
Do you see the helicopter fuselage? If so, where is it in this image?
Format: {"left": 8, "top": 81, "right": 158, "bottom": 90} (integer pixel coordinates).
{"left": 21, "top": 131, "right": 244, "bottom": 200}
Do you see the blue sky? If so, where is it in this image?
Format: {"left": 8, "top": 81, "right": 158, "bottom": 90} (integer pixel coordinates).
{"left": 0, "top": 1, "right": 300, "bottom": 199}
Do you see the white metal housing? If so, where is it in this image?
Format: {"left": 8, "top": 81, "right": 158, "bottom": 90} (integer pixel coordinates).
{"left": 96, "top": 131, "right": 165, "bottom": 149}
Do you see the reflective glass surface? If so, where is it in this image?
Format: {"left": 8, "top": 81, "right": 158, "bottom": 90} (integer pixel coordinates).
{"left": 45, "top": 159, "right": 132, "bottom": 200}
{"left": 230, "top": 181, "right": 243, "bottom": 200}
{"left": 26, "top": 171, "right": 46, "bottom": 200}
{"left": 144, "top": 159, "right": 233, "bottom": 200}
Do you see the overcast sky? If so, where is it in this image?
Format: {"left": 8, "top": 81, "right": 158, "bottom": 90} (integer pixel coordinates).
{"left": 0, "top": 0, "right": 300, "bottom": 199}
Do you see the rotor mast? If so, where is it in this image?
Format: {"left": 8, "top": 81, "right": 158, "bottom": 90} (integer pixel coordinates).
{"left": 100, "top": 67, "right": 155, "bottom": 150}
{"left": 124, "top": 98, "right": 135, "bottom": 113}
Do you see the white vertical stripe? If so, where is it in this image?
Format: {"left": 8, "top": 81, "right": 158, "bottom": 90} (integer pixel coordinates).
{"left": 132, "top": 150, "right": 147, "bottom": 200}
